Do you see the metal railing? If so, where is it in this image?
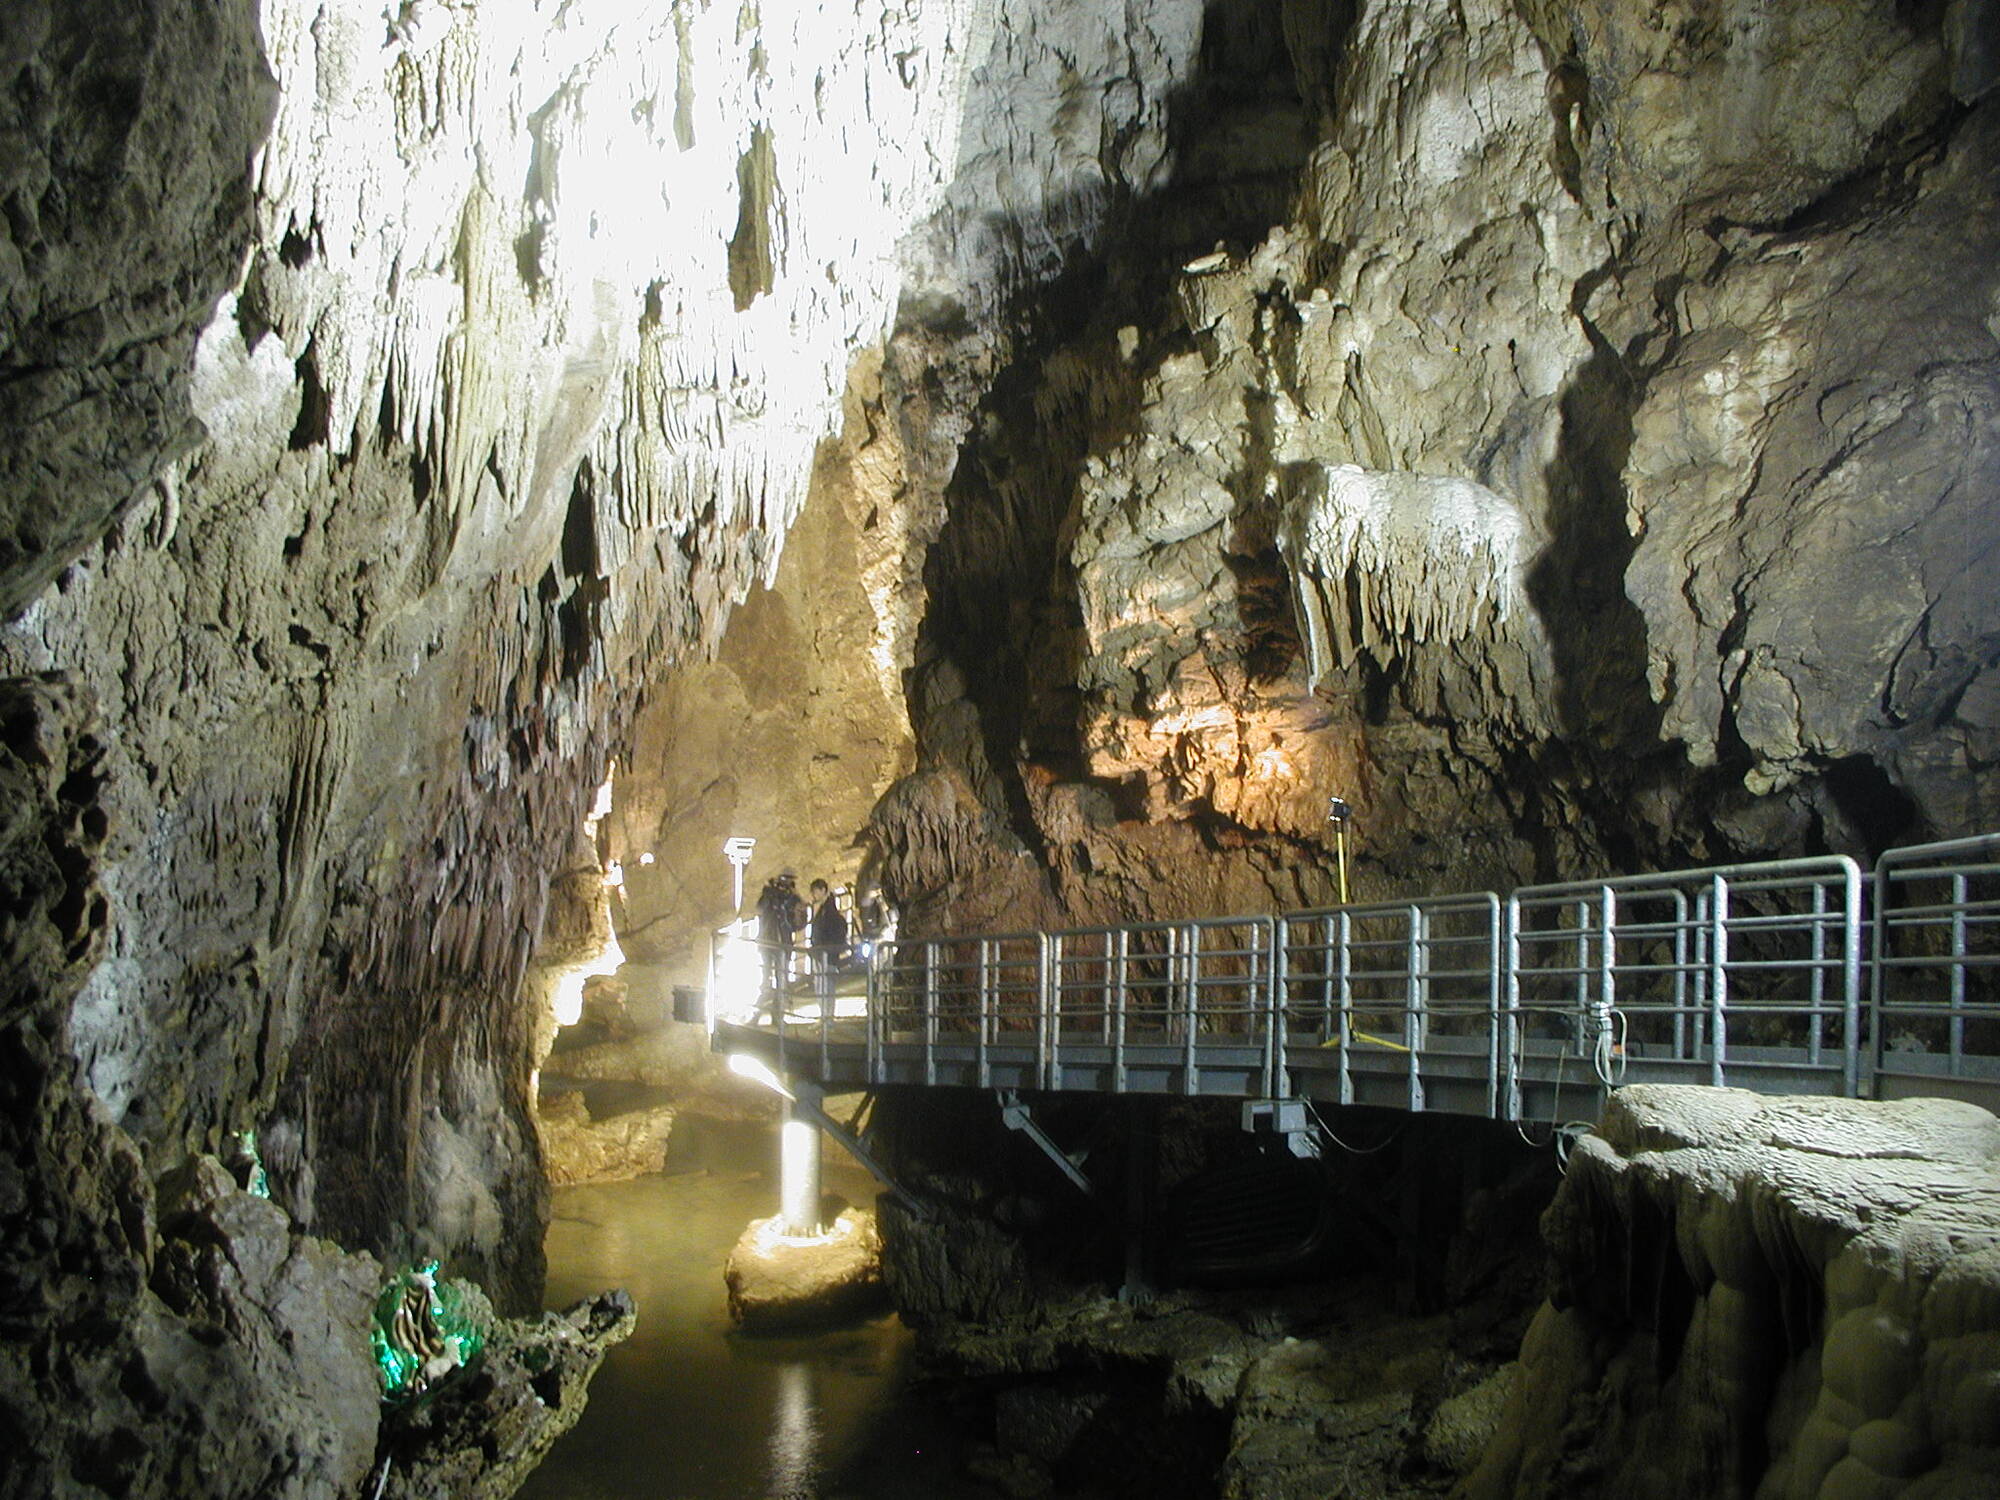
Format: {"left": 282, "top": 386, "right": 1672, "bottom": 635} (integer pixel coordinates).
{"left": 1506, "top": 856, "right": 1865, "bottom": 1107}
{"left": 1872, "top": 834, "right": 2000, "bottom": 1106}
{"left": 717, "top": 833, "right": 2000, "bottom": 1120}
{"left": 1275, "top": 895, "right": 1502, "bottom": 1115}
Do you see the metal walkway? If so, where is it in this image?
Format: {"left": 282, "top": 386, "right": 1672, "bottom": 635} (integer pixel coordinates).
{"left": 714, "top": 833, "right": 2000, "bottom": 1125}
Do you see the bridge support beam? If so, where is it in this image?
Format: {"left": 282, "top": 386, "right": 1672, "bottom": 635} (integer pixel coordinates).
{"left": 1243, "top": 1097, "right": 1321, "bottom": 1159}
{"left": 999, "top": 1091, "right": 1094, "bottom": 1196}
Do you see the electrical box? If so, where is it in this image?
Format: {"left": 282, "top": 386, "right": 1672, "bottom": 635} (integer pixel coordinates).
{"left": 1241, "top": 1098, "right": 1310, "bottom": 1135}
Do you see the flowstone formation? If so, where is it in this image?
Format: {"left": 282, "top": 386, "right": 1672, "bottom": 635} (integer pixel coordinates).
{"left": 1467, "top": 1086, "right": 2000, "bottom": 1499}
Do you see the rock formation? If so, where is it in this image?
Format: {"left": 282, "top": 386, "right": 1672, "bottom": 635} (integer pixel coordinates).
{"left": 376, "top": 1288, "right": 634, "bottom": 1500}
{"left": 866, "top": 1089, "right": 1559, "bottom": 1498}
{"left": 841, "top": 0, "right": 2000, "bottom": 935}
{"left": 1, "top": 0, "right": 1996, "bottom": 1493}
{"left": 723, "top": 1205, "right": 887, "bottom": 1334}
{"left": 1467, "top": 1086, "right": 2000, "bottom": 1499}
{"left": 532, "top": 1090, "right": 673, "bottom": 1188}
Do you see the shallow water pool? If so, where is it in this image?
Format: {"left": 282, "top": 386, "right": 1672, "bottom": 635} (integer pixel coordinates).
{"left": 518, "top": 1140, "right": 994, "bottom": 1500}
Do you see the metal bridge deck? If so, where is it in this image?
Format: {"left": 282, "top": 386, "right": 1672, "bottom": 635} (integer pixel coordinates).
{"left": 712, "top": 834, "right": 2000, "bottom": 1125}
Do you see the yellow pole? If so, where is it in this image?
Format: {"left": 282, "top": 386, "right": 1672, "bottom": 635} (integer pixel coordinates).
{"left": 1336, "top": 823, "right": 1349, "bottom": 904}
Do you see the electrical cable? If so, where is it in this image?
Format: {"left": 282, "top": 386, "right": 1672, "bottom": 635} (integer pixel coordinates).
{"left": 1303, "top": 1098, "right": 1401, "bottom": 1155}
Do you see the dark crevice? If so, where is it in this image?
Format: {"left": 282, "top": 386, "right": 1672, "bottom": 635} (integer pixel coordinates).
{"left": 288, "top": 343, "right": 331, "bottom": 452}
{"left": 1523, "top": 282, "right": 1663, "bottom": 753}
{"left": 1820, "top": 755, "right": 1920, "bottom": 855}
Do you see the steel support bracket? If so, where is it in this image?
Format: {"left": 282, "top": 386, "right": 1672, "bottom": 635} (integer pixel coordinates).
{"left": 786, "top": 1076, "right": 930, "bottom": 1220}
{"left": 1242, "top": 1097, "right": 1321, "bottom": 1159}
{"left": 998, "top": 1090, "right": 1094, "bottom": 1196}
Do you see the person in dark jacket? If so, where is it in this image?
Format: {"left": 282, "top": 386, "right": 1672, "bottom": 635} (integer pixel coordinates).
{"left": 808, "top": 878, "right": 848, "bottom": 1013}
{"left": 756, "top": 872, "right": 805, "bottom": 1016}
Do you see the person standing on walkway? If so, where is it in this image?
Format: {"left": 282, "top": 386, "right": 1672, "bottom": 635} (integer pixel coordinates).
{"left": 756, "top": 872, "right": 805, "bottom": 1019}
{"left": 808, "top": 878, "right": 848, "bottom": 1015}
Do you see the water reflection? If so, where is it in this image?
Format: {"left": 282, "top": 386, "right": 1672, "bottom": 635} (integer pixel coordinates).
{"left": 770, "top": 1360, "right": 817, "bottom": 1496}
{"left": 519, "top": 1129, "right": 993, "bottom": 1500}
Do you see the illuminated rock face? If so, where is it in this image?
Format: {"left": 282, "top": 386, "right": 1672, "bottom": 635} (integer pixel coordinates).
{"left": 0, "top": 0, "right": 1996, "bottom": 1492}
{"left": 864, "top": 0, "right": 2000, "bottom": 938}
{"left": 0, "top": 1, "right": 1206, "bottom": 1491}
{"left": 724, "top": 1208, "right": 887, "bottom": 1333}
{"left": 2, "top": 0, "right": 1194, "bottom": 1295}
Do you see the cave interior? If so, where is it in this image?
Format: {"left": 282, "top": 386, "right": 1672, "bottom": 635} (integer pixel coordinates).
{"left": 1, "top": 0, "right": 1997, "bottom": 1496}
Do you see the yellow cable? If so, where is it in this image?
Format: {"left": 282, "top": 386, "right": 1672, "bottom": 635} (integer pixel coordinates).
{"left": 1319, "top": 1030, "right": 1411, "bottom": 1053}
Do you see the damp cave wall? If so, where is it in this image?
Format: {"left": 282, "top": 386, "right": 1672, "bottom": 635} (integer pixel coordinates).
{"left": 604, "top": 0, "right": 2000, "bottom": 976}
{"left": 1, "top": 0, "right": 1209, "bottom": 1305}
{"left": 0, "top": 3, "right": 1218, "bottom": 1489}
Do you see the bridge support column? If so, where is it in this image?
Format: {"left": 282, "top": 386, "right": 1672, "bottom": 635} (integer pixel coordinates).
{"left": 780, "top": 1106, "right": 823, "bottom": 1236}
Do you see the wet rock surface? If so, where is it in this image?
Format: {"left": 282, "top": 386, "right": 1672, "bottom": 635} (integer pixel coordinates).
{"left": 377, "top": 1289, "right": 635, "bottom": 1500}
{"left": 1, "top": 0, "right": 1996, "bottom": 1494}
{"left": 0, "top": 677, "right": 368, "bottom": 1500}
{"left": 1468, "top": 1086, "right": 2000, "bottom": 1499}
{"left": 533, "top": 1090, "right": 674, "bottom": 1189}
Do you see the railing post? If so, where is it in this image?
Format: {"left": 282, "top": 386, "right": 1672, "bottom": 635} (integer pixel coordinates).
{"left": 1338, "top": 907, "right": 1355, "bottom": 1107}
{"left": 977, "top": 938, "right": 993, "bottom": 1090}
{"left": 1951, "top": 870, "right": 1969, "bottom": 1070}
{"left": 1099, "top": 933, "right": 1113, "bottom": 1046}
{"left": 1808, "top": 882, "right": 1826, "bottom": 1068}
{"left": 1484, "top": 896, "right": 1501, "bottom": 1119}
{"left": 1038, "top": 933, "right": 1056, "bottom": 1092}
{"left": 1841, "top": 859, "right": 1863, "bottom": 1098}
{"left": 1670, "top": 890, "right": 1688, "bottom": 1063}
{"left": 1183, "top": 923, "right": 1201, "bottom": 1096}
{"left": 1869, "top": 854, "right": 1889, "bottom": 1100}
{"left": 1709, "top": 876, "right": 1729, "bottom": 1088}
{"left": 923, "top": 941, "right": 938, "bottom": 1088}
{"left": 1328, "top": 912, "right": 1344, "bottom": 1048}
{"left": 1113, "top": 929, "right": 1129, "bottom": 1094}
{"left": 1502, "top": 899, "right": 1521, "bottom": 1122}
{"left": 1595, "top": 885, "right": 1617, "bottom": 1087}
{"left": 1405, "top": 905, "right": 1423, "bottom": 1113}
{"left": 1268, "top": 918, "right": 1287, "bottom": 1099}
{"left": 819, "top": 943, "right": 832, "bottom": 1081}
{"left": 1692, "top": 887, "right": 1710, "bottom": 1061}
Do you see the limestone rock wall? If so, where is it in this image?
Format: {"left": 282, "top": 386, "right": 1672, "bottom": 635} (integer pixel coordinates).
{"left": 597, "top": 0, "right": 1214, "bottom": 957}
{"left": 0, "top": 0, "right": 274, "bottom": 618}
{"left": 0, "top": 0, "right": 1041, "bottom": 1306}
{"left": 863, "top": 0, "right": 2000, "bottom": 938}
{"left": 1467, "top": 1085, "right": 2000, "bottom": 1499}
{"left": 0, "top": 678, "right": 383, "bottom": 1500}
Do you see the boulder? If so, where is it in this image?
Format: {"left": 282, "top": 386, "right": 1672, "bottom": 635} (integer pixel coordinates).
{"left": 724, "top": 1207, "right": 887, "bottom": 1333}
